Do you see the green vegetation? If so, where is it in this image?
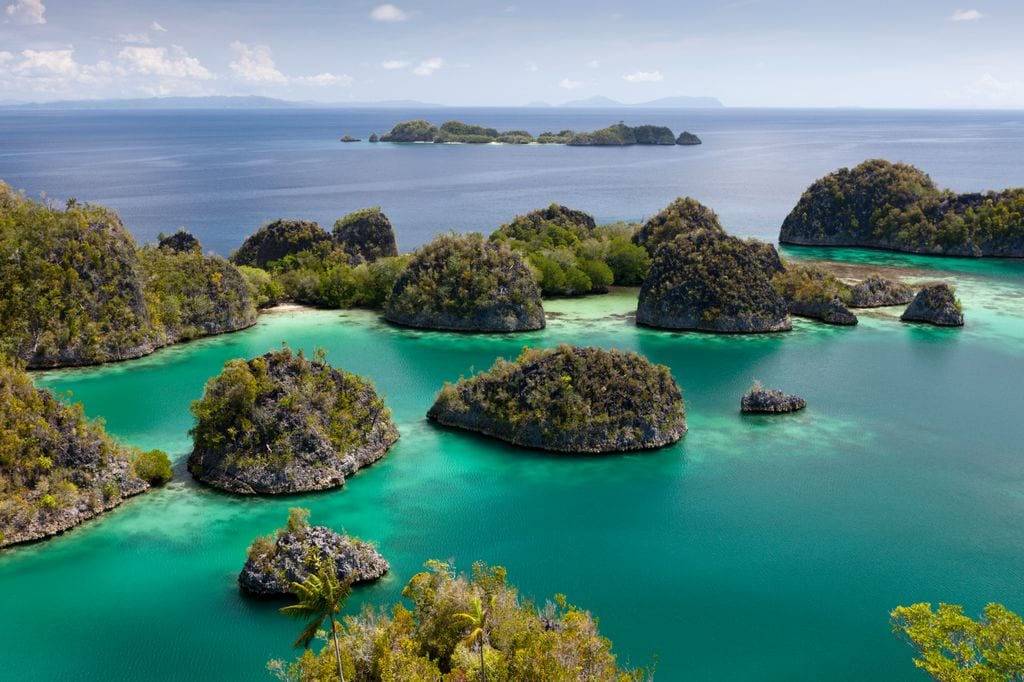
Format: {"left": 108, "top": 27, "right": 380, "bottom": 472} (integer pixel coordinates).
{"left": 676, "top": 131, "right": 702, "bottom": 145}
{"left": 632, "top": 196, "right": 724, "bottom": 253}
{"left": 771, "top": 262, "right": 852, "bottom": 305}
{"left": 0, "top": 359, "right": 158, "bottom": 547}
{"left": 490, "top": 204, "right": 649, "bottom": 295}
{"left": 268, "top": 560, "right": 647, "bottom": 682}
{"left": 780, "top": 159, "right": 1024, "bottom": 257}
{"left": 157, "top": 229, "right": 202, "bottom": 253}
{"left": 637, "top": 229, "right": 791, "bottom": 333}
{"left": 140, "top": 245, "right": 256, "bottom": 341}
{"left": 891, "top": 602, "right": 1024, "bottom": 680}
{"left": 231, "top": 219, "right": 330, "bottom": 269}
{"left": 188, "top": 346, "right": 398, "bottom": 494}
{"left": 280, "top": 555, "right": 353, "bottom": 682}
{"left": 331, "top": 207, "right": 399, "bottom": 263}
{"left": 379, "top": 119, "right": 701, "bottom": 146}
{"left": 385, "top": 233, "right": 545, "bottom": 332}
{"left": 429, "top": 344, "right": 686, "bottom": 452}
{"left": 0, "top": 182, "right": 256, "bottom": 368}
{"left": 131, "top": 449, "right": 173, "bottom": 485}
{"left": 237, "top": 265, "right": 286, "bottom": 309}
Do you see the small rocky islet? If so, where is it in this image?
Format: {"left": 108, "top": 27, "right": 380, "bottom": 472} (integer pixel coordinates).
{"left": 239, "top": 508, "right": 388, "bottom": 597}
{"left": 385, "top": 232, "right": 545, "bottom": 332}
{"left": 187, "top": 347, "right": 398, "bottom": 495}
{"left": 900, "top": 283, "right": 964, "bottom": 327}
{"left": 741, "top": 383, "right": 807, "bottom": 414}
{"left": 427, "top": 345, "right": 686, "bottom": 453}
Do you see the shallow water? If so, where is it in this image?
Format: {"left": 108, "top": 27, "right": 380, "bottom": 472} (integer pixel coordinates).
{"left": 2, "top": 249, "right": 1022, "bottom": 680}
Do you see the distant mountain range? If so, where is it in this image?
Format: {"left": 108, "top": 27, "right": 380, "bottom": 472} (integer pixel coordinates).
{"left": 557, "top": 95, "right": 724, "bottom": 108}
{"left": 0, "top": 94, "right": 724, "bottom": 110}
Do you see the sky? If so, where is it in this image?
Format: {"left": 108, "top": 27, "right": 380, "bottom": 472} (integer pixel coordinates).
{"left": 1, "top": 0, "right": 1023, "bottom": 107}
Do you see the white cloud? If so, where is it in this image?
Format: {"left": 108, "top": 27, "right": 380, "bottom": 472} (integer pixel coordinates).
{"left": 119, "top": 46, "right": 212, "bottom": 80}
{"left": 381, "top": 59, "right": 410, "bottom": 70}
{"left": 117, "top": 33, "right": 151, "bottom": 44}
{"left": 977, "top": 73, "right": 1022, "bottom": 93}
{"left": 297, "top": 72, "right": 353, "bottom": 87}
{"left": 949, "top": 9, "right": 983, "bottom": 21}
{"left": 623, "top": 70, "right": 664, "bottom": 82}
{"left": 229, "top": 41, "right": 286, "bottom": 83}
{"left": 559, "top": 77, "right": 583, "bottom": 89}
{"left": 587, "top": 60, "right": 600, "bottom": 69}
{"left": 525, "top": 61, "right": 539, "bottom": 72}
{"left": 0, "top": 51, "right": 12, "bottom": 63}
{"left": 371, "top": 4, "right": 408, "bottom": 22}
{"left": 413, "top": 57, "right": 443, "bottom": 76}
{"left": 151, "top": 20, "right": 167, "bottom": 32}
{"left": 5, "top": 0, "right": 46, "bottom": 24}
{"left": 14, "top": 49, "right": 78, "bottom": 77}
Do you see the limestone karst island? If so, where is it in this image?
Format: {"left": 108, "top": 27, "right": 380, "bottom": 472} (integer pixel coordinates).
{"left": 3, "top": 2, "right": 1024, "bottom": 681}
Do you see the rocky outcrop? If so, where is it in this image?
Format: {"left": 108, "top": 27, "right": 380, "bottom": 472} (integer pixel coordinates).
{"left": 332, "top": 207, "right": 399, "bottom": 263}
{"left": 239, "top": 511, "right": 388, "bottom": 596}
{"left": 368, "top": 133, "right": 379, "bottom": 143}
{"left": 158, "top": 230, "right": 202, "bottom": 253}
{"left": 676, "top": 131, "right": 702, "bottom": 145}
{"left": 340, "top": 135, "right": 360, "bottom": 142}
{"left": 780, "top": 159, "right": 1024, "bottom": 257}
{"left": 789, "top": 298, "right": 858, "bottom": 325}
{"left": 637, "top": 229, "right": 791, "bottom": 333}
{"left": 428, "top": 345, "right": 686, "bottom": 453}
{"left": 849, "top": 275, "right": 915, "bottom": 308}
{"left": 187, "top": 348, "right": 399, "bottom": 495}
{"left": 380, "top": 120, "right": 439, "bottom": 142}
{"left": 230, "top": 219, "right": 330, "bottom": 269}
{"left": 632, "top": 197, "right": 724, "bottom": 254}
{"left": 385, "top": 233, "right": 545, "bottom": 332}
{"left": 771, "top": 263, "right": 857, "bottom": 325}
{"left": 0, "top": 361, "right": 160, "bottom": 548}
{"left": 900, "top": 283, "right": 964, "bottom": 326}
{"left": 741, "top": 386, "right": 806, "bottom": 414}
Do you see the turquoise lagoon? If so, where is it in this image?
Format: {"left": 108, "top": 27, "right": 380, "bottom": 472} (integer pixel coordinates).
{"left": 2, "top": 249, "right": 1023, "bottom": 680}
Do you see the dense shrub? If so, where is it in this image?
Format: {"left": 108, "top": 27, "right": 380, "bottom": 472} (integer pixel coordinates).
{"left": 268, "top": 560, "right": 648, "bottom": 682}
{"left": 386, "top": 233, "right": 545, "bottom": 331}
{"left": 331, "top": 207, "right": 399, "bottom": 263}
{"left": 131, "top": 449, "right": 173, "bottom": 485}
{"left": 231, "top": 219, "right": 330, "bottom": 269}
{"left": 632, "top": 196, "right": 724, "bottom": 253}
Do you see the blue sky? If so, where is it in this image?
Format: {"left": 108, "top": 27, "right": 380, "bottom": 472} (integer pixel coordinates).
{"left": 1, "top": 0, "right": 1023, "bottom": 107}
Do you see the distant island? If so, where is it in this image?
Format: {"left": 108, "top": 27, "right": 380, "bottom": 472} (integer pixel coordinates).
{"left": 376, "top": 120, "right": 702, "bottom": 146}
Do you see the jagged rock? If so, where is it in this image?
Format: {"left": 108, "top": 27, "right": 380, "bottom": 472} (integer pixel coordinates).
{"left": 332, "top": 208, "right": 399, "bottom": 263}
{"left": 676, "top": 131, "right": 702, "bottom": 145}
{"left": 741, "top": 387, "right": 806, "bottom": 414}
{"left": 340, "top": 135, "right": 360, "bottom": 142}
{"left": 900, "top": 283, "right": 964, "bottom": 326}
{"left": 368, "top": 133, "right": 379, "bottom": 143}
{"left": 637, "top": 229, "right": 791, "bottom": 333}
{"left": 230, "top": 219, "right": 330, "bottom": 269}
{"left": 771, "top": 263, "right": 857, "bottom": 325}
{"left": 849, "top": 275, "right": 915, "bottom": 307}
{"left": 239, "top": 512, "right": 388, "bottom": 597}
{"left": 386, "top": 233, "right": 545, "bottom": 332}
{"left": 158, "top": 230, "right": 202, "bottom": 254}
{"left": 428, "top": 345, "right": 686, "bottom": 452}
{"left": 187, "top": 347, "right": 399, "bottom": 495}
{"left": 790, "top": 297, "right": 858, "bottom": 325}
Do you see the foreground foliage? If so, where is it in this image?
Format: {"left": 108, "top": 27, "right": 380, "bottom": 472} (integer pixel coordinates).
{"left": 269, "top": 560, "right": 647, "bottom": 682}
{"left": 891, "top": 602, "right": 1024, "bottom": 680}
{"left": 0, "top": 359, "right": 168, "bottom": 547}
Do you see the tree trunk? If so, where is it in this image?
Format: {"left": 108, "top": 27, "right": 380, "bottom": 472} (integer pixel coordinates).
{"left": 479, "top": 635, "right": 486, "bottom": 682}
{"left": 329, "top": 615, "right": 345, "bottom": 682}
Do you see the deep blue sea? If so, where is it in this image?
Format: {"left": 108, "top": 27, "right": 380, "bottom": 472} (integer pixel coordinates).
{"left": 2, "top": 107, "right": 1023, "bottom": 253}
